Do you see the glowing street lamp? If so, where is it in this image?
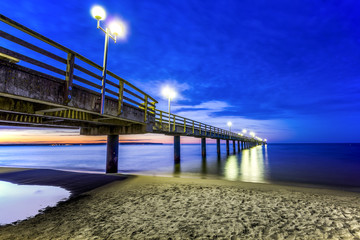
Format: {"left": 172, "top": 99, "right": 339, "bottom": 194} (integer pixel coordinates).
{"left": 91, "top": 5, "right": 127, "bottom": 114}
{"left": 228, "top": 122, "right": 232, "bottom": 132}
{"left": 162, "top": 86, "right": 176, "bottom": 131}
{"left": 242, "top": 129, "right": 247, "bottom": 134}
{"left": 250, "top": 131, "right": 255, "bottom": 138}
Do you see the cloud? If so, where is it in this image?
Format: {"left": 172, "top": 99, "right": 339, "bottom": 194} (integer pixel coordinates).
{"left": 167, "top": 100, "right": 291, "bottom": 142}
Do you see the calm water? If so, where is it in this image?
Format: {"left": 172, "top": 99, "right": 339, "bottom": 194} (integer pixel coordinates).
{"left": 0, "top": 181, "right": 70, "bottom": 225}
{"left": 1, "top": 143, "right": 360, "bottom": 191}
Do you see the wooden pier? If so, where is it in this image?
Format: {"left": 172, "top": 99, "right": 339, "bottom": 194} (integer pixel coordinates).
{"left": 0, "top": 14, "right": 265, "bottom": 173}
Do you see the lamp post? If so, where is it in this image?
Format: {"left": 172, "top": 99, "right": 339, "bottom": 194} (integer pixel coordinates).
{"left": 227, "top": 121, "right": 232, "bottom": 132}
{"left": 162, "top": 86, "right": 176, "bottom": 131}
{"left": 91, "top": 5, "right": 126, "bottom": 114}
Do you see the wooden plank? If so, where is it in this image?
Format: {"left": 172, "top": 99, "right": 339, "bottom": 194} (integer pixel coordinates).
{"left": 0, "top": 47, "right": 66, "bottom": 76}
{"left": 123, "top": 88, "right": 145, "bottom": 102}
{"left": 0, "top": 30, "right": 66, "bottom": 63}
{"left": 74, "top": 63, "right": 102, "bottom": 81}
{"left": 106, "top": 89, "right": 119, "bottom": 97}
{"left": 105, "top": 79, "right": 119, "bottom": 89}
{"left": 73, "top": 75, "right": 102, "bottom": 89}
{"left": 122, "top": 96, "right": 142, "bottom": 107}
{"left": 35, "top": 108, "right": 66, "bottom": 114}
{"left": 0, "top": 52, "right": 19, "bottom": 63}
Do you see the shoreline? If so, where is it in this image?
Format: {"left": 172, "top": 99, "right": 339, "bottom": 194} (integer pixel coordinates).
{"left": 3, "top": 165, "right": 360, "bottom": 195}
{"left": 1, "top": 167, "right": 360, "bottom": 239}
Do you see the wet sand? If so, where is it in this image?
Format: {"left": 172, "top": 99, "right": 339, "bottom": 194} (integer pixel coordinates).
{"left": 1, "top": 168, "right": 360, "bottom": 239}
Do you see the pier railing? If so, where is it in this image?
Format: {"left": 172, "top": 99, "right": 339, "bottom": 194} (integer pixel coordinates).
{"left": 154, "top": 109, "right": 253, "bottom": 141}
{"left": 0, "top": 14, "right": 157, "bottom": 121}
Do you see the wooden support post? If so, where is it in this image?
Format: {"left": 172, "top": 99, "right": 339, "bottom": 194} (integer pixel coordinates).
{"left": 192, "top": 121, "right": 194, "bottom": 134}
{"left": 106, "top": 135, "right": 119, "bottom": 173}
{"left": 233, "top": 140, "right": 236, "bottom": 153}
{"left": 199, "top": 123, "right": 201, "bottom": 135}
{"left": 201, "top": 137, "right": 206, "bottom": 157}
{"left": 216, "top": 139, "right": 221, "bottom": 156}
{"left": 64, "top": 53, "right": 75, "bottom": 104}
{"left": 174, "top": 135, "right": 180, "bottom": 163}
{"left": 226, "top": 139, "right": 229, "bottom": 155}
{"left": 238, "top": 140, "right": 240, "bottom": 152}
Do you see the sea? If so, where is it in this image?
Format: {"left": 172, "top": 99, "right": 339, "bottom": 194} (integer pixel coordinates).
{"left": 0, "top": 143, "right": 360, "bottom": 192}
{"left": 1, "top": 143, "right": 360, "bottom": 192}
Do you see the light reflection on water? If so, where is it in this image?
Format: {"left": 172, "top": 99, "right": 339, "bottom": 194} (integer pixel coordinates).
{"left": 0, "top": 181, "right": 70, "bottom": 225}
{"left": 223, "top": 146, "right": 268, "bottom": 183}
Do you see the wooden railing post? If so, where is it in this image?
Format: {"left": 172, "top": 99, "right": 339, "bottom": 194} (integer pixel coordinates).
{"left": 144, "top": 95, "right": 148, "bottom": 122}
{"left": 118, "top": 80, "right": 124, "bottom": 115}
{"left": 199, "top": 123, "right": 201, "bottom": 135}
{"left": 64, "top": 52, "right": 75, "bottom": 104}
{"left": 192, "top": 121, "right": 194, "bottom": 134}
{"left": 159, "top": 111, "right": 163, "bottom": 129}
{"left": 184, "top": 118, "right": 186, "bottom": 133}
{"left": 173, "top": 115, "right": 176, "bottom": 132}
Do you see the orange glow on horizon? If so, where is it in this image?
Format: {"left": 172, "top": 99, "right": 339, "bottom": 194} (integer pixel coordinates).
{"left": 0, "top": 128, "right": 214, "bottom": 144}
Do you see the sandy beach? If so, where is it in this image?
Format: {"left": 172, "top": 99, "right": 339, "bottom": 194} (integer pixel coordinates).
{"left": 1, "top": 168, "right": 360, "bottom": 239}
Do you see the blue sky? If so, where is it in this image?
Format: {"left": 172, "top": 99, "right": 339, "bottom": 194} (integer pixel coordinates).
{"left": 1, "top": 0, "right": 360, "bottom": 143}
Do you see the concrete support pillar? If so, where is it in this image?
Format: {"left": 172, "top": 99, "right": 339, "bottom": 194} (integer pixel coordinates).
{"left": 106, "top": 135, "right": 119, "bottom": 173}
{"left": 201, "top": 137, "right": 206, "bottom": 157}
{"left": 216, "top": 139, "right": 221, "bottom": 156}
{"left": 226, "top": 140, "right": 230, "bottom": 155}
{"left": 174, "top": 135, "right": 180, "bottom": 163}
{"left": 237, "top": 141, "right": 240, "bottom": 152}
{"left": 233, "top": 140, "right": 236, "bottom": 153}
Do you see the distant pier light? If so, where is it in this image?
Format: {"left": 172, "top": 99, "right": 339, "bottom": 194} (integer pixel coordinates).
{"left": 227, "top": 121, "right": 232, "bottom": 132}
{"left": 161, "top": 86, "right": 177, "bottom": 131}
{"left": 90, "top": 5, "right": 127, "bottom": 114}
{"left": 250, "top": 131, "right": 255, "bottom": 138}
{"left": 242, "top": 129, "right": 247, "bottom": 134}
